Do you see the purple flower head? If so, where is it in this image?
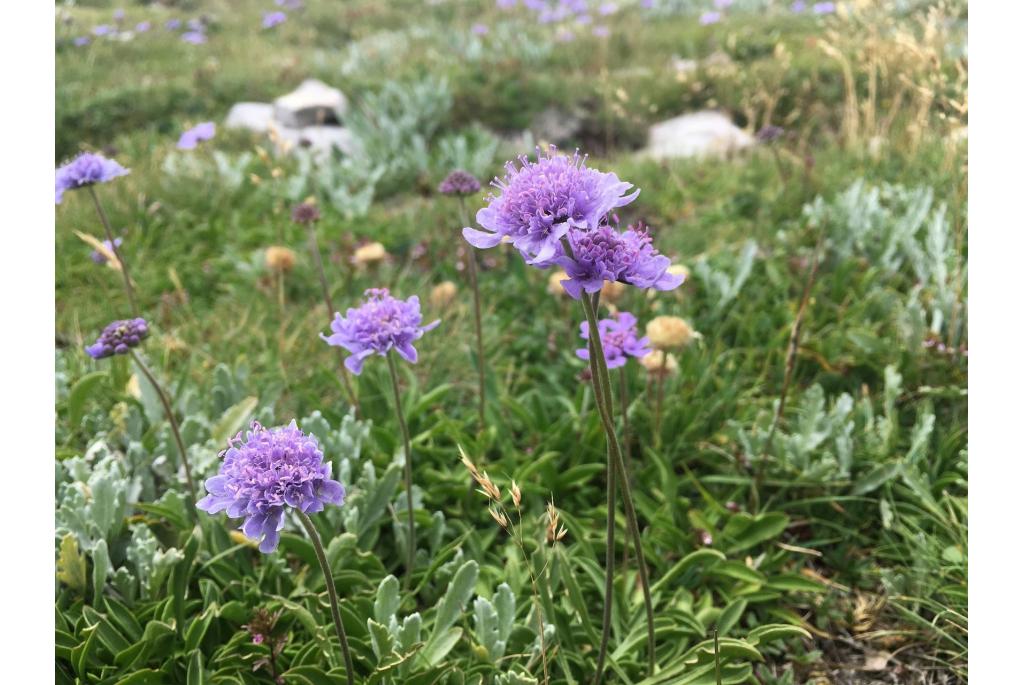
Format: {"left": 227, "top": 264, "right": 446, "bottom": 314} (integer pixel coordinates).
{"left": 599, "top": 3, "right": 618, "bottom": 16}
{"left": 85, "top": 318, "right": 149, "bottom": 359}
{"left": 262, "top": 11, "right": 287, "bottom": 29}
{"left": 439, "top": 169, "right": 482, "bottom": 196}
{"left": 813, "top": 2, "right": 836, "bottom": 14}
{"left": 74, "top": 36, "right": 91, "bottom": 46}
{"left": 640, "top": 0, "right": 655, "bottom": 8}
{"left": 558, "top": 222, "right": 684, "bottom": 299}
{"left": 113, "top": 9, "right": 126, "bottom": 21}
{"left": 93, "top": 24, "right": 114, "bottom": 36}
{"left": 55, "top": 153, "right": 129, "bottom": 204}
{"left": 790, "top": 0, "right": 806, "bottom": 10}
{"left": 165, "top": 18, "right": 182, "bottom": 31}
{"left": 196, "top": 421, "right": 345, "bottom": 553}
{"left": 91, "top": 237, "right": 123, "bottom": 264}
{"left": 472, "top": 23, "right": 490, "bottom": 35}
{"left": 699, "top": 11, "right": 721, "bottom": 25}
{"left": 182, "top": 31, "right": 206, "bottom": 44}
{"left": 463, "top": 147, "right": 639, "bottom": 265}
{"left": 577, "top": 311, "right": 651, "bottom": 369}
{"left": 497, "top": 0, "right": 518, "bottom": 8}
{"left": 756, "top": 124, "right": 785, "bottom": 143}
{"left": 177, "top": 121, "right": 216, "bottom": 150}
{"left": 291, "top": 201, "right": 321, "bottom": 224}
{"left": 135, "top": 21, "right": 152, "bottom": 33}
{"left": 321, "top": 289, "right": 440, "bottom": 375}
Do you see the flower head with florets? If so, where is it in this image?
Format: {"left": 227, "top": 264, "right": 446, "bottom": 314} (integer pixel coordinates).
{"left": 463, "top": 147, "right": 639, "bottom": 264}
{"left": 577, "top": 311, "right": 652, "bottom": 369}
{"left": 321, "top": 288, "right": 440, "bottom": 374}
{"left": 197, "top": 421, "right": 345, "bottom": 553}
{"left": 439, "top": 169, "right": 482, "bottom": 196}
{"left": 85, "top": 318, "right": 149, "bottom": 359}
{"left": 55, "top": 152, "right": 129, "bottom": 204}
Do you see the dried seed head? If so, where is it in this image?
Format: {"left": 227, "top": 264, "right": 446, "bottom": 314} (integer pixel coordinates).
{"left": 459, "top": 446, "right": 501, "bottom": 501}
{"left": 489, "top": 507, "right": 509, "bottom": 529}
{"left": 545, "top": 500, "right": 568, "bottom": 544}
{"left": 511, "top": 480, "right": 522, "bottom": 508}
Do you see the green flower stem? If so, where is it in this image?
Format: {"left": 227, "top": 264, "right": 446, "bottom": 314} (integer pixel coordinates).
{"left": 129, "top": 349, "right": 197, "bottom": 503}
{"left": 458, "top": 197, "right": 487, "bottom": 431}
{"left": 580, "top": 292, "right": 656, "bottom": 679}
{"left": 296, "top": 510, "right": 356, "bottom": 685}
{"left": 386, "top": 351, "right": 417, "bottom": 589}
{"left": 88, "top": 186, "right": 140, "bottom": 319}
{"left": 305, "top": 223, "right": 360, "bottom": 414}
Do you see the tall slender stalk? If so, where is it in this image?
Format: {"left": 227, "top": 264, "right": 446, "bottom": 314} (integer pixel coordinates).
{"left": 386, "top": 352, "right": 417, "bottom": 589}
{"left": 88, "top": 186, "right": 140, "bottom": 319}
{"left": 581, "top": 292, "right": 655, "bottom": 680}
{"left": 295, "top": 511, "right": 356, "bottom": 685}
{"left": 305, "top": 224, "right": 360, "bottom": 413}
{"left": 619, "top": 366, "right": 632, "bottom": 570}
{"left": 129, "top": 349, "right": 196, "bottom": 503}
{"left": 458, "top": 197, "right": 487, "bottom": 430}
{"left": 592, "top": 335, "right": 617, "bottom": 685}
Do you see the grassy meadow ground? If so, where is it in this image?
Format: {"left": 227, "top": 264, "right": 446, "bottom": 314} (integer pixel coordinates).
{"left": 56, "top": 1, "right": 967, "bottom": 684}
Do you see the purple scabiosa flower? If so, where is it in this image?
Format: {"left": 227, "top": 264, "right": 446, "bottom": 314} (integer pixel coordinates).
{"left": 73, "top": 36, "right": 91, "bottom": 46}
{"left": 262, "top": 11, "right": 287, "bottom": 29}
{"left": 756, "top": 124, "right": 785, "bottom": 143}
{"left": 699, "top": 11, "right": 721, "bottom": 25}
{"left": 91, "top": 237, "right": 124, "bottom": 264}
{"left": 471, "top": 23, "right": 489, "bottom": 35}
{"left": 177, "top": 121, "right": 216, "bottom": 150}
{"left": 85, "top": 318, "right": 149, "bottom": 359}
{"left": 790, "top": 0, "right": 806, "bottom": 11}
{"left": 182, "top": 30, "right": 206, "bottom": 44}
{"left": 558, "top": 223, "right": 684, "bottom": 299}
{"left": 135, "top": 21, "right": 152, "bottom": 33}
{"left": 197, "top": 421, "right": 345, "bottom": 553}
{"left": 577, "top": 311, "right": 651, "bottom": 369}
{"left": 640, "top": 0, "right": 655, "bottom": 7}
{"left": 165, "top": 18, "right": 182, "bottom": 31}
{"left": 113, "top": 9, "right": 126, "bottom": 21}
{"left": 463, "top": 147, "right": 639, "bottom": 265}
{"left": 439, "top": 170, "right": 482, "bottom": 196}
{"left": 291, "top": 201, "right": 321, "bottom": 224}
{"left": 813, "top": 2, "right": 836, "bottom": 14}
{"left": 93, "top": 24, "right": 114, "bottom": 36}
{"left": 55, "top": 152, "right": 129, "bottom": 204}
{"left": 598, "top": 2, "right": 618, "bottom": 16}
{"left": 321, "top": 289, "right": 440, "bottom": 374}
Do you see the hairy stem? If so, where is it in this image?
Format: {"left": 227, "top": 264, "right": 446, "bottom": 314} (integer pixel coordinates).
{"left": 296, "top": 511, "right": 356, "bottom": 685}
{"left": 387, "top": 352, "right": 417, "bottom": 589}
{"left": 129, "top": 349, "right": 196, "bottom": 503}
{"left": 89, "top": 186, "right": 140, "bottom": 319}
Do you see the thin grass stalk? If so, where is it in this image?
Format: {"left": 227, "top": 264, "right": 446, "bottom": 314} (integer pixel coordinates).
{"left": 305, "top": 224, "right": 360, "bottom": 413}
{"left": 458, "top": 197, "right": 487, "bottom": 430}
{"left": 591, "top": 333, "right": 617, "bottom": 685}
{"left": 88, "top": 186, "right": 140, "bottom": 319}
{"left": 386, "top": 352, "right": 417, "bottom": 589}
{"left": 580, "top": 291, "right": 655, "bottom": 679}
{"left": 619, "top": 366, "right": 632, "bottom": 570}
{"left": 129, "top": 349, "right": 197, "bottom": 504}
{"left": 295, "top": 511, "right": 356, "bottom": 685}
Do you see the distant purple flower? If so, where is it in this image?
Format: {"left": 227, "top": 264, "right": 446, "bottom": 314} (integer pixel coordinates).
{"left": 790, "top": 0, "right": 806, "bottom": 10}
{"left": 813, "top": 2, "right": 836, "bottom": 14}
{"left": 463, "top": 147, "right": 639, "bottom": 265}
{"left": 291, "top": 201, "right": 321, "bottom": 224}
{"left": 73, "top": 36, "right": 91, "bottom": 47}
{"left": 91, "top": 237, "right": 124, "bottom": 264}
{"left": 524, "top": 0, "right": 546, "bottom": 9}
{"left": 558, "top": 223, "right": 683, "bottom": 299}
{"left": 86, "top": 318, "right": 149, "bottom": 359}
{"left": 577, "top": 311, "right": 651, "bottom": 369}
{"left": 55, "top": 152, "right": 129, "bottom": 204}
{"left": 165, "top": 18, "right": 182, "bottom": 31}
{"left": 113, "top": 9, "right": 125, "bottom": 21}
{"left": 262, "top": 11, "right": 287, "bottom": 29}
{"left": 598, "top": 2, "right": 618, "bottom": 16}
{"left": 472, "top": 23, "right": 489, "bottom": 35}
{"left": 439, "top": 170, "right": 482, "bottom": 196}
{"left": 640, "top": 0, "right": 655, "bottom": 7}
{"left": 592, "top": 25, "right": 610, "bottom": 37}
{"left": 497, "top": 0, "right": 518, "bottom": 8}
{"left": 93, "top": 24, "right": 114, "bottom": 36}
{"left": 135, "top": 21, "right": 151, "bottom": 33}
{"left": 197, "top": 421, "right": 345, "bottom": 553}
{"left": 322, "top": 289, "right": 440, "bottom": 374}
{"left": 699, "top": 11, "right": 721, "bottom": 25}
{"left": 756, "top": 125, "right": 785, "bottom": 143}
{"left": 181, "top": 31, "right": 206, "bottom": 44}
{"left": 177, "top": 121, "right": 216, "bottom": 150}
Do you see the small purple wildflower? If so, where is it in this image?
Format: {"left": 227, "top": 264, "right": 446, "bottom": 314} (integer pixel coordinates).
{"left": 699, "top": 11, "right": 721, "bottom": 25}
{"left": 197, "top": 421, "right": 345, "bottom": 553}
{"left": 55, "top": 152, "right": 129, "bottom": 204}
{"left": 113, "top": 9, "right": 125, "bottom": 21}
{"left": 471, "top": 23, "right": 489, "bottom": 35}
{"left": 165, "top": 18, "right": 182, "bottom": 31}
{"left": 558, "top": 223, "right": 684, "bottom": 299}
{"left": 640, "top": 0, "right": 655, "bottom": 8}
{"left": 497, "top": 0, "right": 518, "bottom": 8}
{"left": 91, "top": 237, "right": 124, "bottom": 264}
{"left": 813, "top": 2, "right": 836, "bottom": 14}
{"left": 73, "top": 36, "right": 91, "bottom": 47}
{"left": 790, "top": 0, "right": 806, "bottom": 10}
{"left": 181, "top": 31, "right": 206, "bottom": 44}
{"left": 321, "top": 289, "right": 440, "bottom": 375}
{"left": 756, "top": 125, "right": 785, "bottom": 143}
{"left": 598, "top": 3, "right": 618, "bottom": 16}
{"left": 135, "top": 21, "right": 152, "bottom": 33}
{"left": 463, "top": 147, "right": 639, "bottom": 265}
{"left": 439, "top": 170, "right": 482, "bottom": 196}
{"left": 93, "top": 24, "right": 114, "bottom": 36}
{"left": 177, "top": 121, "right": 216, "bottom": 150}
{"left": 262, "top": 11, "right": 287, "bottom": 29}
{"left": 577, "top": 311, "right": 652, "bottom": 369}
{"left": 291, "top": 201, "right": 321, "bottom": 224}
{"left": 85, "top": 318, "right": 149, "bottom": 359}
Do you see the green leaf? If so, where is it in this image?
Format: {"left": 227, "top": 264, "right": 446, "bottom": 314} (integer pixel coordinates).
{"left": 374, "top": 575, "right": 401, "bottom": 623}
{"left": 186, "top": 650, "right": 207, "bottom": 685}
{"left": 746, "top": 623, "right": 812, "bottom": 645}
{"left": 211, "top": 395, "right": 259, "bottom": 446}
{"left": 652, "top": 549, "right": 726, "bottom": 594}
{"left": 765, "top": 573, "right": 824, "bottom": 593}
{"left": 431, "top": 559, "right": 479, "bottom": 639}
{"left": 68, "top": 371, "right": 107, "bottom": 428}
{"left": 280, "top": 665, "right": 347, "bottom": 685}
{"left": 91, "top": 538, "right": 111, "bottom": 602}
{"left": 709, "top": 561, "right": 765, "bottom": 585}
{"left": 421, "top": 627, "right": 463, "bottom": 666}
{"left": 56, "top": 533, "right": 87, "bottom": 593}
{"left": 852, "top": 462, "right": 902, "bottom": 495}
{"left": 116, "top": 669, "right": 167, "bottom": 685}
{"left": 724, "top": 512, "right": 790, "bottom": 554}
{"left": 716, "top": 598, "right": 747, "bottom": 636}
{"left": 367, "top": 618, "right": 396, "bottom": 660}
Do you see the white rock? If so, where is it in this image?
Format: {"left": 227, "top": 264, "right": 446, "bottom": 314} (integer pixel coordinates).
{"left": 267, "top": 121, "right": 359, "bottom": 159}
{"left": 225, "top": 102, "right": 274, "bottom": 132}
{"left": 273, "top": 79, "right": 348, "bottom": 128}
{"left": 644, "top": 111, "right": 754, "bottom": 160}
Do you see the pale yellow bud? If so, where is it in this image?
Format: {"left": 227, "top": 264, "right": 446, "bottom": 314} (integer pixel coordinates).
{"left": 646, "top": 316, "right": 695, "bottom": 350}
{"left": 547, "top": 270, "right": 569, "bottom": 297}
{"left": 600, "top": 280, "right": 626, "bottom": 303}
{"left": 639, "top": 350, "right": 679, "bottom": 377}
{"left": 430, "top": 281, "right": 458, "bottom": 308}
{"left": 265, "top": 246, "right": 297, "bottom": 272}
{"left": 352, "top": 241, "right": 388, "bottom": 266}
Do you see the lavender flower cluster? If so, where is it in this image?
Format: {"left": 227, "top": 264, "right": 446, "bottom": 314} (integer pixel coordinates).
{"left": 85, "top": 318, "right": 149, "bottom": 359}
{"left": 197, "top": 421, "right": 345, "bottom": 553}
{"left": 577, "top": 311, "right": 651, "bottom": 368}
{"left": 55, "top": 153, "right": 129, "bottom": 204}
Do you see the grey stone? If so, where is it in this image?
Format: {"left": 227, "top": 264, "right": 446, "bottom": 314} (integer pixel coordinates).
{"left": 273, "top": 79, "right": 348, "bottom": 128}
{"left": 529, "top": 106, "right": 583, "bottom": 146}
{"left": 267, "top": 121, "right": 359, "bottom": 159}
{"left": 644, "top": 111, "right": 754, "bottom": 160}
{"left": 225, "top": 102, "right": 274, "bottom": 132}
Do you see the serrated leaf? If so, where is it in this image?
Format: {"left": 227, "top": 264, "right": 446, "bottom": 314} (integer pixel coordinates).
{"left": 374, "top": 575, "right": 401, "bottom": 623}
{"left": 57, "top": 533, "right": 87, "bottom": 593}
